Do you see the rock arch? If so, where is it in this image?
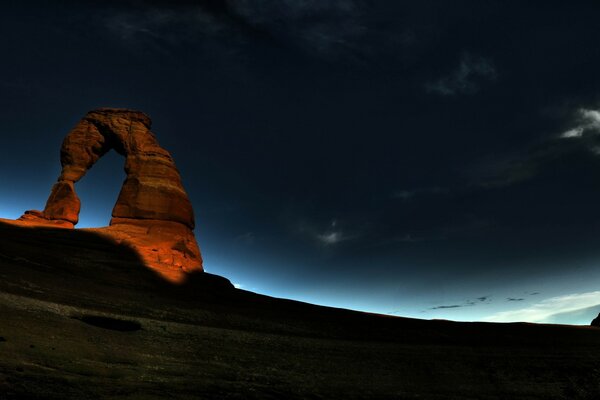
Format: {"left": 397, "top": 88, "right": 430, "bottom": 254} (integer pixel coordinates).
{"left": 19, "top": 108, "right": 203, "bottom": 282}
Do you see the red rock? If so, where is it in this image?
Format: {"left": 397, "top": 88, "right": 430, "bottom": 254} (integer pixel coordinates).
{"left": 43, "top": 181, "right": 81, "bottom": 224}
{"left": 17, "top": 108, "right": 203, "bottom": 282}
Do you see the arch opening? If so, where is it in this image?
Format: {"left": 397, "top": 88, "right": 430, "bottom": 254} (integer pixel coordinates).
{"left": 75, "top": 149, "right": 126, "bottom": 228}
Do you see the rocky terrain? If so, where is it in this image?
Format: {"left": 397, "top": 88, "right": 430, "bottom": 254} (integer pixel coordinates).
{"left": 1, "top": 221, "right": 600, "bottom": 399}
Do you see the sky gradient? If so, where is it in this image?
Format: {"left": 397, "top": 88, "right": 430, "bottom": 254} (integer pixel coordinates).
{"left": 2, "top": 1, "right": 600, "bottom": 324}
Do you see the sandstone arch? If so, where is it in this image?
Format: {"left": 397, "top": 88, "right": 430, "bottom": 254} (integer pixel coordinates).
{"left": 19, "top": 108, "right": 203, "bottom": 282}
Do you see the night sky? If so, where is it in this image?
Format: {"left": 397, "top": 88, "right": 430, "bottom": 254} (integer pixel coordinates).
{"left": 2, "top": 1, "right": 600, "bottom": 324}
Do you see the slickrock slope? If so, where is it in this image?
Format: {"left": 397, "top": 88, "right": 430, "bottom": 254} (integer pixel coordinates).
{"left": 1, "top": 220, "right": 600, "bottom": 399}
{"left": 12, "top": 108, "right": 202, "bottom": 282}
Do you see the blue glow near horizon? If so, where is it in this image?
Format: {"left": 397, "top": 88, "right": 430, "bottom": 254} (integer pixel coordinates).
{"left": 2, "top": 191, "right": 600, "bottom": 325}
{"left": 73, "top": 150, "right": 125, "bottom": 228}
{"left": 203, "top": 244, "right": 600, "bottom": 325}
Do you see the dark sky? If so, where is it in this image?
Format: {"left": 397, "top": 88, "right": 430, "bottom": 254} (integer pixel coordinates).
{"left": 2, "top": 0, "right": 600, "bottom": 323}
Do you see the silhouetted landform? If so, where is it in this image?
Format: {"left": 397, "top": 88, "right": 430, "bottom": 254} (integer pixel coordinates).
{"left": 591, "top": 313, "right": 600, "bottom": 327}
{"left": 1, "top": 221, "right": 600, "bottom": 399}
{"left": 13, "top": 108, "right": 202, "bottom": 283}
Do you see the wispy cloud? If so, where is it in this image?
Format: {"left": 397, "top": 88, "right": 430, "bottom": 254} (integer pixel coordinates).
{"left": 314, "top": 219, "right": 357, "bottom": 246}
{"left": 561, "top": 128, "right": 583, "bottom": 138}
{"left": 430, "top": 304, "right": 464, "bottom": 310}
{"left": 483, "top": 291, "right": 600, "bottom": 323}
{"left": 392, "top": 186, "right": 446, "bottom": 201}
{"left": 297, "top": 219, "right": 359, "bottom": 247}
{"left": 316, "top": 231, "right": 345, "bottom": 245}
{"left": 234, "top": 232, "right": 256, "bottom": 244}
{"left": 104, "top": 5, "right": 227, "bottom": 53}
{"left": 430, "top": 295, "right": 491, "bottom": 310}
{"left": 233, "top": 0, "right": 366, "bottom": 58}
{"left": 425, "top": 53, "right": 497, "bottom": 96}
{"left": 103, "top": 0, "right": 368, "bottom": 59}
{"left": 470, "top": 106, "right": 600, "bottom": 188}
{"left": 559, "top": 108, "right": 600, "bottom": 146}
{"left": 392, "top": 190, "right": 416, "bottom": 201}
{"left": 427, "top": 293, "right": 551, "bottom": 315}
{"left": 471, "top": 156, "right": 541, "bottom": 189}
{"left": 392, "top": 233, "right": 423, "bottom": 243}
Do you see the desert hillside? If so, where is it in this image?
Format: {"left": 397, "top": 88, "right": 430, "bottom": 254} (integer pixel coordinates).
{"left": 1, "top": 220, "right": 600, "bottom": 399}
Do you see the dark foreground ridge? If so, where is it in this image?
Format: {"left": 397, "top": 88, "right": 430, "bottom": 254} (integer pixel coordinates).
{"left": 1, "top": 220, "right": 600, "bottom": 399}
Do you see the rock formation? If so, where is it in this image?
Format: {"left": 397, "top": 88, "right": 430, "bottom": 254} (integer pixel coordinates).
{"left": 591, "top": 313, "right": 600, "bottom": 327}
{"left": 16, "top": 108, "right": 202, "bottom": 283}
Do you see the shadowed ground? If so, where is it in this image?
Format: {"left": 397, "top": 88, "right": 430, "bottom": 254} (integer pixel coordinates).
{"left": 1, "top": 221, "right": 600, "bottom": 399}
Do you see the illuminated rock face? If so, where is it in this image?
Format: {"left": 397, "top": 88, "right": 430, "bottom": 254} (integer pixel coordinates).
{"left": 20, "top": 108, "right": 202, "bottom": 282}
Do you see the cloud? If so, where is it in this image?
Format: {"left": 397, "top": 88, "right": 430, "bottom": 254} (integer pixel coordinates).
{"left": 471, "top": 106, "right": 600, "bottom": 188}
{"left": 298, "top": 219, "right": 358, "bottom": 246}
{"left": 483, "top": 291, "right": 600, "bottom": 323}
{"left": 392, "top": 190, "right": 416, "bottom": 201}
{"left": 360, "top": 232, "right": 432, "bottom": 250}
{"left": 228, "top": 0, "right": 380, "bottom": 61}
{"left": 543, "top": 304, "right": 600, "bottom": 325}
{"left": 425, "top": 53, "right": 497, "bottom": 96}
{"left": 235, "top": 232, "right": 256, "bottom": 244}
{"left": 506, "top": 297, "right": 524, "bottom": 302}
{"left": 430, "top": 297, "right": 487, "bottom": 310}
{"left": 104, "top": 5, "right": 228, "bottom": 52}
{"left": 561, "top": 128, "right": 583, "bottom": 138}
{"left": 315, "top": 219, "right": 357, "bottom": 246}
{"left": 392, "top": 233, "right": 423, "bottom": 243}
{"left": 392, "top": 186, "right": 446, "bottom": 201}
{"left": 468, "top": 109, "right": 600, "bottom": 189}
{"left": 472, "top": 157, "right": 541, "bottom": 188}
{"left": 316, "top": 231, "right": 344, "bottom": 245}
{"left": 430, "top": 304, "right": 464, "bottom": 310}
{"left": 559, "top": 108, "right": 600, "bottom": 140}
{"left": 427, "top": 295, "right": 497, "bottom": 313}
{"left": 103, "top": 0, "right": 368, "bottom": 59}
